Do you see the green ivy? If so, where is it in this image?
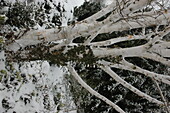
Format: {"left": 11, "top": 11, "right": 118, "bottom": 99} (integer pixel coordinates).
{"left": 0, "top": 70, "right": 7, "bottom": 75}
{"left": 0, "top": 15, "right": 6, "bottom": 25}
{"left": 48, "top": 45, "right": 99, "bottom": 66}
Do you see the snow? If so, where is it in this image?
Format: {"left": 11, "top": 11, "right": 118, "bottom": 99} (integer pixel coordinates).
{"left": 7, "top": 0, "right": 85, "bottom": 25}
{"left": 1, "top": 0, "right": 83, "bottom": 110}
{"left": 0, "top": 0, "right": 113, "bottom": 112}
{"left": 0, "top": 60, "right": 77, "bottom": 113}
{"left": 0, "top": 51, "right": 5, "bottom": 70}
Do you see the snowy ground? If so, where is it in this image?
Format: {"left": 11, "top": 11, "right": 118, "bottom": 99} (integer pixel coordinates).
{"left": 0, "top": 52, "right": 77, "bottom": 113}
{"left": 0, "top": 1, "right": 85, "bottom": 112}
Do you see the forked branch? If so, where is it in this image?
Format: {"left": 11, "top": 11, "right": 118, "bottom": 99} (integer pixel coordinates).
{"left": 67, "top": 65, "right": 126, "bottom": 113}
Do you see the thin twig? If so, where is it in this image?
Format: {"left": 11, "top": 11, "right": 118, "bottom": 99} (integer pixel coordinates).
{"left": 152, "top": 78, "right": 170, "bottom": 113}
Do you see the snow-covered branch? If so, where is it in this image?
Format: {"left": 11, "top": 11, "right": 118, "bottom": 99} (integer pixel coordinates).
{"left": 98, "top": 58, "right": 170, "bottom": 85}
{"left": 90, "top": 34, "right": 148, "bottom": 47}
{"left": 141, "top": 52, "right": 170, "bottom": 66}
{"left": 120, "top": 59, "right": 170, "bottom": 85}
{"left": 67, "top": 65, "right": 125, "bottom": 113}
{"left": 6, "top": 1, "right": 170, "bottom": 53}
{"left": 92, "top": 26, "right": 170, "bottom": 63}
{"left": 100, "top": 65, "right": 164, "bottom": 105}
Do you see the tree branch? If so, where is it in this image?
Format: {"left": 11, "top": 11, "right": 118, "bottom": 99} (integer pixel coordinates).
{"left": 67, "top": 65, "right": 126, "bottom": 113}
{"left": 106, "top": 59, "right": 170, "bottom": 85}
{"left": 90, "top": 34, "right": 149, "bottom": 47}
{"left": 6, "top": 1, "right": 170, "bottom": 53}
{"left": 100, "top": 65, "right": 164, "bottom": 105}
{"left": 152, "top": 79, "right": 170, "bottom": 113}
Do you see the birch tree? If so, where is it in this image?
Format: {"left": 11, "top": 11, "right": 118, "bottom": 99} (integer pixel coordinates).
{"left": 1, "top": 0, "right": 170, "bottom": 112}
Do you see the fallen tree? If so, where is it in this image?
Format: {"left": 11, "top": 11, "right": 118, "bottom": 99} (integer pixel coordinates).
{"left": 1, "top": 0, "right": 170, "bottom": 112}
